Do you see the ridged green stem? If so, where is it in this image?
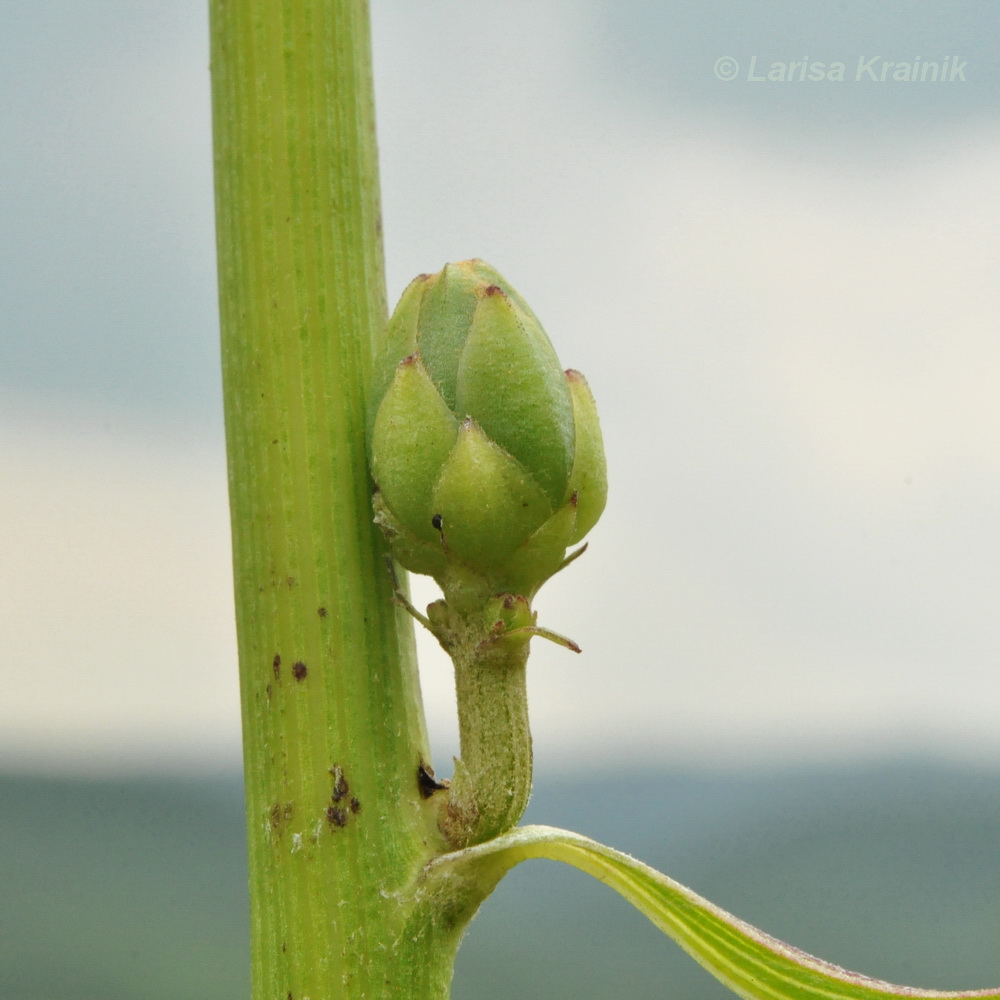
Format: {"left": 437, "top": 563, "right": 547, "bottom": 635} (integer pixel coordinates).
{"left": 209, "top": 2, "right": 463, "bottom": 996}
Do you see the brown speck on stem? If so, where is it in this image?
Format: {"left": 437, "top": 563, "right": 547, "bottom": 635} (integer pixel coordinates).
{"left": 483, "top": 283, "right": 504, "bottom": 297}
{"left": 269, "top": 802, "right": 294, "bottom": 834}
{"left": 349, "top": 797, "right": 361, "bottom": 814}
{"left": 318, "top": 606, "right": 327, "bottom": 618}
{"left": 326, "top": 805, "right": 348, "bottom": 828}
{"left": 292, "top": 661, "right": 308, "bottom": 681}
{"left": 272, "top": 654, "right": 281, "bottom": 678}
{"left": 431, "top": 513, "right": 443, "bottom": 531}
{"left": 330, "top": 765, "right": 349, "bottom": 801}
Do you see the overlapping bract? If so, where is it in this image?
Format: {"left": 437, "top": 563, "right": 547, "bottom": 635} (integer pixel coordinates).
{"left": 368, "top": 260, "right": 607, "bottom": 596}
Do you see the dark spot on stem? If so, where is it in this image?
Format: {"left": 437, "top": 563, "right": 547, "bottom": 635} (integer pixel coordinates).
{"left": 292, "top": 661, "right": 307, "bottom": 681}
{"left": 318, "top": 606, "right": 327, "bottom": 618}
{"left": 483, "top": 284, "right": 504, "bottom": 297}
{"left": 350, "top": 797, "right": 361, "bottom": 814}
{"left": 431, "top": 513, "right": 443, "bottom": 531}
{"left": 272, "top": 654, "right": 281, "bottom": 678}
{"left": 330, "top": 765, "right": 349, "bottom": 801}
{"left": 327, "top": 805, "right": 348, "bottom": 827}
{"left": 418, "top": 761, "right": 448, "bottom": 799}
{"left": 269, "top": 802, "right": 294, "bottom": 834}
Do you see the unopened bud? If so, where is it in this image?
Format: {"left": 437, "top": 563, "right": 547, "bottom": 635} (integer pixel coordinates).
{"left": 368, "top": 260, "right": 606, "bottom": 599}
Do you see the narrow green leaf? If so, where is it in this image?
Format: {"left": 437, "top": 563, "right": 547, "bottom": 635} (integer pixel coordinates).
{"left": 430, "top": 825, "right": 1000, "bottom": 1000}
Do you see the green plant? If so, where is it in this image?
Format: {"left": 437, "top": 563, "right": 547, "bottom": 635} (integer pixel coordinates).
{"left": 209, "top": 2, "right": 1000, "bottom": 998}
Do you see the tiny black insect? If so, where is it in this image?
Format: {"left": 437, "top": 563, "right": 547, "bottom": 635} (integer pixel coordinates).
{"left": 417, "top": 761, "right": 448, "bottom": 799}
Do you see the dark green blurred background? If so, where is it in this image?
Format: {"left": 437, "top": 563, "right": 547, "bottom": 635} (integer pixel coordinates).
{"left": 4, "top": 762, "right": 999, "bottom": 999}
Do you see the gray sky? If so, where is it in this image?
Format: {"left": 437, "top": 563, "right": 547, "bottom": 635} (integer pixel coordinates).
{"left": 2, "top": 0, "right": 999, "bottom": 773}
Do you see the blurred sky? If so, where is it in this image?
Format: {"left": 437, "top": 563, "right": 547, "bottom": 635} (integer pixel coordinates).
{"left": 2, "top": 0, "right": 999, "bottom": 774}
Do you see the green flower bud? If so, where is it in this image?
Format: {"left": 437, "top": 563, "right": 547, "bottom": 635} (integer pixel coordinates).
{"left": 369, "top": 259, "right": 607, "bottom": 598}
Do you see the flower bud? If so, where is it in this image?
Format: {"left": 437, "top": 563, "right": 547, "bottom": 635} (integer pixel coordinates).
{"left": 369, "top": 260, "right": 606, "bottom": 598}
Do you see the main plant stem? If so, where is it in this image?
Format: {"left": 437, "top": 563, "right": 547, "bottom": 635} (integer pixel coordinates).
{"left": 210, "top": 2, "right": 462, "bottom": 997}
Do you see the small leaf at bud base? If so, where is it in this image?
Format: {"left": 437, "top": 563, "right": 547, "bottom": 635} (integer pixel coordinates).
{"left": 482, "top": 593, "right": 533, "bottom": 634}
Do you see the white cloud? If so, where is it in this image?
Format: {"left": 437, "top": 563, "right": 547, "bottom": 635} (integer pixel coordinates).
{"left": 0, "top": 413, "right": 240, "bottom": 773}
{"left": 4, "top": 1, "right": 1000, "bottom": 773}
